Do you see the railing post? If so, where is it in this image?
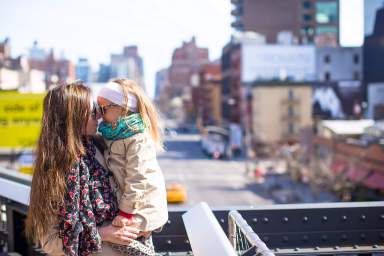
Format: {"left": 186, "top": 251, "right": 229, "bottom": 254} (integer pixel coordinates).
{"left": 228, "top": 210, "right": 237, "bottom": 250}
{"left": 228, "top": 210, "right": 275, "bottom": 256}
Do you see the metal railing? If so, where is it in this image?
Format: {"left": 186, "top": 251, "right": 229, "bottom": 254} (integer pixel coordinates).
{"left": 0, "top": 166, "right": 384, "bottom": 255}
{"left": 228, "top": 210, "right": 275, "bottom": 256}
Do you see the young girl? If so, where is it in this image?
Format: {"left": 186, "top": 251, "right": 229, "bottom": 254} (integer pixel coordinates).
{"left": 97, "top": 78, "right": 168, "bottom": 255}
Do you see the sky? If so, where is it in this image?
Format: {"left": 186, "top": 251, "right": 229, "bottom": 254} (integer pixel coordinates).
{"left": 0, "top": 0, "right": 365, "bottom": 98}
{"left": 364, "top": 0, "right": 384, "bottom": 35}
{"left": 0, "top": 0, "right": 232, "bottom": 97}
{"left": 339, "top": 0, "right": 364, "bottom": 47}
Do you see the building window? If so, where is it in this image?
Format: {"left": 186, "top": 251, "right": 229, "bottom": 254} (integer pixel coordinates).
{"left": 316, "top": 26, "right": 338, "bottom": 35}
{"left": 353, "top": 71, "right": 360, "bottom": 80}
{"left": 303, "top": 1, "right": 312, "bottom": 9}
{"left": 288, "top": 89, "right": 294, "bottom": 100}
{"left": 288, "top": 123, "right": 295, "bottom": 134}
{"left": 316, "top": 2, "right": 338, "bottom": 24}
{"left": 325, "top": 72, "right": 331, "bottom": 81}
{"left": 301, "top": 26, "right": 314, "bottom": 35}
{"left": 324, "top": 55, "right": 331, "bottom": 63}
{"left": 354, "top": 54, "right": 360, "bottom": 64}
{"left": 288, "top": 106, "right": 295, "bottom": 117}
{"left": 303, "top": 14, "right": 312, "bottom": 22}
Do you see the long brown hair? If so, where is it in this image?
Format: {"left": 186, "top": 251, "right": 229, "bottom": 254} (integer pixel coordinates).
{"left": 113, "top": 78, "right": 162, "bottom": 145}
{"left": 25, "top": 81, "right": 92, "bottom": 243}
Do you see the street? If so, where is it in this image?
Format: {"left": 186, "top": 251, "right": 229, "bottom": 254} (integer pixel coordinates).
{"left": 0, "top": 133, "right": 337, "bottom": 209}
{"left": 160, "top": 134, "right": 337, "bottom": 209}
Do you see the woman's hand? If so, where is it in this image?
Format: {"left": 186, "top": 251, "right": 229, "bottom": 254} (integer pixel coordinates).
{"left": 99, "top": 224, "right": 139, "bottom": 245}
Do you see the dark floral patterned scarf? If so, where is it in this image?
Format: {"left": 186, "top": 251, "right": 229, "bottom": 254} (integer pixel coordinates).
{"left": 58, "top": 139, "right": 118, "bottom": 256}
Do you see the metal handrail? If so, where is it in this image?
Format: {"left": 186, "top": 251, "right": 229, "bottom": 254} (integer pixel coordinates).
{"left": 228, "top": 210, "right": 275, "bottom": 256}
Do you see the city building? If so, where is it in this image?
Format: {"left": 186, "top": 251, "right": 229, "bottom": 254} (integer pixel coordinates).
{"left": 364, "top": 4, "right": 384, "bottom": 120}
{"left": 312, "top": 47, "right": 364, "bottom": 121}
{"left": 313, "top": 120, "right": 384, "bottom": 198}
{"left": 316, "top": 47, "right": 362, "bottom": 82}
{"left": 28, "top": 41, "right": 47, "bottom": 61}
{"left": 154, "top": 68, "right": 173, "bottom": 119}
{"left": 222, "top": 36, "right": 316, "bottom": 126}
{"left": 56, "top": 58, "right": 75, "bottom": 83}
{"left": 251, "top": 82, "right": 313, "bottom": 144}
{"left": 167, "top": 37, "right": 209, "bottom": 124}
{"left": 110, "top": 46, "right": 144, "bottom": 89}
{"left": 28, "top": 42, "right": 75, "bottom": 88}
{"left": 97, "top": 64, "right": 110, "bottom": 83}
{"left": 230, "top": 0, "right": 339, "bottom": 46}
{"left": 221, "top": 41, "right": 241, "bottom": 124}
{"left": 364, "top": 4, "right": 384, "bottom": 92}
{"left": 168, "top": 37, "right": 209, "bottom": 98}
{"left": 364, "top": 0, "right": 383, "bottom": 36}
{"left": 0, "top": 37, "right": 11, "bottom": 60}
{"left": 0, "top": 38, "right": 22, "bottom": 90}
{"left": 222, "top": 31, "right": 364, "bottom": 127}
{"left": 0, "top": 38, "right": 45, "bottom": 92}
{"left": 312, "top": 81, "right": 363, "bottom": 119}
{"left": 196, "top": 61, "right": 222, "bottom": 128}
{"left": 75, "top": 58, "right": 91, "bottom": 83}
{"left": 155, "top": 68, "right": 169, "bottom": 102}
{"left": 367, "top": 83, "right": 384, "bottom": 120}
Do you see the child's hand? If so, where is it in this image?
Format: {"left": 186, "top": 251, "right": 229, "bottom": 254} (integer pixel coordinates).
{"left": 139, "top": 231, "right": 152, "bottom": 238}
{"left": 112, "top": 215, "right": 133, "bottom": 227}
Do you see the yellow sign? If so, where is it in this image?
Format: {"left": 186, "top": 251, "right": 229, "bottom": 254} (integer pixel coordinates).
{"left": 0, "top": 92, "right": 45, "bottom": 149}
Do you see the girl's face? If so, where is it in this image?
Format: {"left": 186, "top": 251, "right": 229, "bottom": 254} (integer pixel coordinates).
{"left": 85, "top": 101, "right": 101, "bottom": 136}
{"left": 97, "top": 96, "right": 124, "bottom": 123}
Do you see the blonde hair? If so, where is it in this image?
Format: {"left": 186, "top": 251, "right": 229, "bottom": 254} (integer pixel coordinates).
{"left": 112, "top": 78, "right": 162, "bottom": 145}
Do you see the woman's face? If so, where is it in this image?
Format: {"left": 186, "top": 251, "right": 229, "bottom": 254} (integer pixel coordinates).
{"left": 85, "top": 101, "right": 100, "bottom": 136}
{"left": 97, "top": 96, "right": 124, "bottom": 124}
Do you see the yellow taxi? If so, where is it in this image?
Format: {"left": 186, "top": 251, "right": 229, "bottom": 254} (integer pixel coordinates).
{"left": 17, "top": 150, "right": 34, "bottom": 175}
{"left": 166, "top": 183, "right": 187, "bottom": 203}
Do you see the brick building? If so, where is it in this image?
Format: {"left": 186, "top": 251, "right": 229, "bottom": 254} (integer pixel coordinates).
{"left": 166, "top": 37, "right": 209, "bottom": 124}
{"left": 196, "top": 61, "right": 222, "bottom": 128}
{"left": 231, "top": 0, "right": 340, "bottom": 46}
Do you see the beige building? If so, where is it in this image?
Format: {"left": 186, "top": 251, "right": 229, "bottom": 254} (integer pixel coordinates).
{"left": 251, "top": 83, "right": 313, "bottom": 144}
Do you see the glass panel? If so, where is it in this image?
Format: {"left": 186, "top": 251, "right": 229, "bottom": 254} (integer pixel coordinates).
{"left": 303, "top": 1, "right": 312, "bottom": 9}
{"left": 303, "top": 14, "right": 312, "bottom": 22}
{"left": 316, "top": 2, "right": 338, "bottom": 23}
{"left": 316, "top": 25, "right": 338, "bottom": 34}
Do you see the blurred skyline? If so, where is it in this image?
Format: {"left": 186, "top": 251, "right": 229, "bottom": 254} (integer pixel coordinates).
{"left": 0, "top": 0, "right": 366, "bottom": 97}
{"left": 0, "top": 0, "right": 232, "bottom": 96}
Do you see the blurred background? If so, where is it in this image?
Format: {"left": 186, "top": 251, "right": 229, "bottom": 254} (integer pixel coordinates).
{"left": 0, "top": 0, "right": 383, "bottom": 209}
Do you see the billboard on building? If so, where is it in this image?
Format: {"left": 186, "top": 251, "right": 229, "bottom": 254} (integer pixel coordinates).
{"left": 241, "top": 44, "right": 316, "bottom": 83}
{"left": 368, "top": 83, "right": 384, "bottom": 120}
{"left": 0, "top": 92, "right": 44, "bottom": 150}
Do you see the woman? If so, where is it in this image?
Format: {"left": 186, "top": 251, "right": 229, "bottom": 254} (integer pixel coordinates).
{"left": 25, "top": 81, "right": 139, "bottom": 255}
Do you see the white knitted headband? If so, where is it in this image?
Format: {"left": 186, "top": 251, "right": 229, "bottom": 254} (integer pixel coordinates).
{"left": 98, "top": 82, "right": 138, "bottom": 112}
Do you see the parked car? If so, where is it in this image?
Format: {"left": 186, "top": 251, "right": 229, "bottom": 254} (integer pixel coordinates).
{"left": 201, "top": 126, "right": 230, "bottom": 159}
{"left": 164, "top": 127, "right": 178, "bottom": 137}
